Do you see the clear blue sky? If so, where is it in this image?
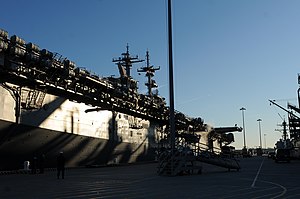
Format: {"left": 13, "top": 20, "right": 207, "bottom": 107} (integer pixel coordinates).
{"left": 2, "top": 0, "right": 300, "bottom": 149}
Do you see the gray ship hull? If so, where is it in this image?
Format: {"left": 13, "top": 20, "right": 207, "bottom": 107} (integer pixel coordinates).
{"left": 0, "top": 118, "right": 155, "bottom": 170}
{"left": 0, "top": 85, "right": 159, "bottom": 171}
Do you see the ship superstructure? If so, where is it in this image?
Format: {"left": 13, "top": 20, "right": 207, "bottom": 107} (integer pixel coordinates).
{"left": 268, "top": 74, "right": 300, "bottom": 159}
{"left": 0, "top": 28, "right": 240, "bottom": 171}
{"left": 267, "top": 101, "right": 299, "bottom": 161}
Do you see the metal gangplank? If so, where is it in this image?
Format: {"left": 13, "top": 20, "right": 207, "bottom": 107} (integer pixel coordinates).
{"left": 157, "top": 132, "right": 241, "bottom": 176}
{"left": 196, "top": 151, "right": 240, "bottom": 171}
{"left": 157, "top": 147, "right": 240, "bottom": 176}
{"left": 192, "top": 141, "right": 240, "bottom": 171}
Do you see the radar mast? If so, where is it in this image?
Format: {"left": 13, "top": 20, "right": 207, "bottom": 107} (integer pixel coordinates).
{"left": 113, "top": 44, "right": 144, "bottom": 78}
{"left": 138, "top": 50, "right": 160, "bottom": 96}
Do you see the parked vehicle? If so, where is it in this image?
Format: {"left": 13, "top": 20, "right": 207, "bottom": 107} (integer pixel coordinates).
{"left": 267, "top": 151, "right": 275, "bottom": 159}
{"left": 275, "top": 149, "right": 290, "bottom": 163}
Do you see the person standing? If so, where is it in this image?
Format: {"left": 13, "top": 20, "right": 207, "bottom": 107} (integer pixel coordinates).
{"left": 31, "top": 155, "right": 38, "bottom": 174}
{"left": 57, "top": 152, "right": 65, "bottom": 179}
{"left": 39, "top": 154, "right": 45, "bottom": 174}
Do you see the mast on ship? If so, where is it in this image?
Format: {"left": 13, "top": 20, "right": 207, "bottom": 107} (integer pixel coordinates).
{"left": 137, "top": 50, "right": 160, "bottom": 96}
{"left": 112, "top": 44, "right": 144, "bottom": 90}
{"left": 113, "top": 44, "right": 144, "bottom": 78}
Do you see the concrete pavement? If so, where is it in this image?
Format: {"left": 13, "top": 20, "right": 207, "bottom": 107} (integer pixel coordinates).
{"left": 1, "top": 157, "right": 300, "bottom": 198}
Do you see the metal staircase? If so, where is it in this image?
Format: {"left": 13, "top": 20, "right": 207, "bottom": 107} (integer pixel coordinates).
{"left": 157, "top": 148, "right": 202, "bottom": 176}
{"left": 157, "top": 131, "right": 241, "bottom": 176}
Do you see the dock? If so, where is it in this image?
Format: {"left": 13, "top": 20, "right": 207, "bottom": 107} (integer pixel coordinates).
{"left": 1, "top": 157, "right": 300, "bottom": 199}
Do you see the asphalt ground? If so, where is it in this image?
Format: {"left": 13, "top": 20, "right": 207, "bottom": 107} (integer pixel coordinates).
{"left": 0, "top": 156, "right": 300, "bottom": 199}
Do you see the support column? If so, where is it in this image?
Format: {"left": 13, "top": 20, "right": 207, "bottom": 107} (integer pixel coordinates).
{"left": 14, "top": 87, "right": 21, "bottom": 124}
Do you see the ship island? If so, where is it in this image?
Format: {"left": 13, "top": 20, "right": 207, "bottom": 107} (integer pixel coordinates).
{"left": 0, "top": 28, "right": 242, "bottom": 173}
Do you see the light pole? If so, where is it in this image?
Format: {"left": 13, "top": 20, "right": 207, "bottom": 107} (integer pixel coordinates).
{"left": 240, "top": 107, "right": 246, "bottom": 149}
{"left": 257, "top": 119, "right": 262, "bottom": 148}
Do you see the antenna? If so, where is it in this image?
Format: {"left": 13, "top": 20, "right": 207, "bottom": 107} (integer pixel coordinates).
{"left": 137, "top": 50, "right": 160, "bottom": 96}
{"left": 112, "top": 44, "right": 144, "bottom": 78}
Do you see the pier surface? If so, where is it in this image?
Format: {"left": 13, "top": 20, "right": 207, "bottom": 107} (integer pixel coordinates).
{"left": 1, "top": 157, "right": 300, "bottom": 198}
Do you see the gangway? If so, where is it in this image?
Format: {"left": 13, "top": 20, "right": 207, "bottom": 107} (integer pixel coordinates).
{"left": 157, "top": 147, "right": 240, "bottom": 176}
{"left": 157, "top": 127, "right": 241, "bottom": 176}
{"left": 196, "top": 152, "right": 240, "bottom": 171}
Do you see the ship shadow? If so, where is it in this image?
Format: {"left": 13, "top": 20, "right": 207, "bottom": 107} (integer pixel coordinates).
{"left": 75, "top": 116, "right": 156, "bottom": 166}
{"left": 21, "top": 97, "right": 66, "bottom": 127}
{"left": 31, "top": 106, "right": 120, "bottom": 168}
{"left": 0, "top": 97, "right": 156, "bottom": 170}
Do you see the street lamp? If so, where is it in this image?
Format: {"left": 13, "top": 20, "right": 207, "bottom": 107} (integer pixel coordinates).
{"left": 240, "top": 107, "right": 246, "bottom": 149}
{"left": 257, "top": 119, "right": 262, "bottom": 148}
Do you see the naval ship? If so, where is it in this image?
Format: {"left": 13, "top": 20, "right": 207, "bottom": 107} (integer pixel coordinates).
{"left": 0, "top": 28, "right": 241, "bottom": 171}
{"left": 269, "top": 84, "right": 300, "bottom": 160}
{"left": 268, "top": 73, "right": 300, "bottom": 161}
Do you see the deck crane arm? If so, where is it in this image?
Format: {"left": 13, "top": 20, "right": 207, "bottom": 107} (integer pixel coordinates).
{"left": 269, "top": 100, "right": 300, "bottom": 119}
